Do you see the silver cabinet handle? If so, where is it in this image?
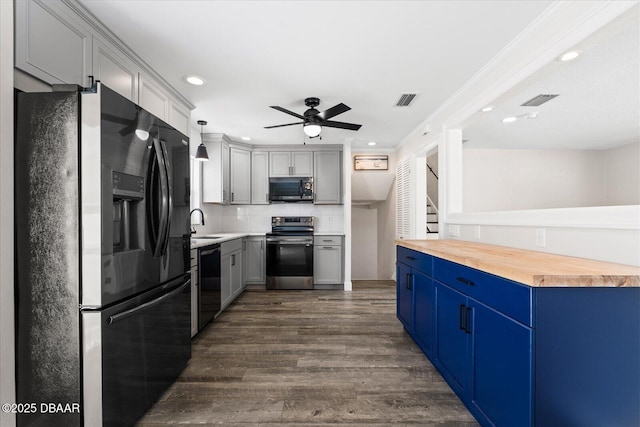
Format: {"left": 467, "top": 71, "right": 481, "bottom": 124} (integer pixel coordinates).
{"left": 323, "top": 246, "right": 336, "bottom": 249}
{"left": 232, "top": 254, "right": 236, "bottom": 266}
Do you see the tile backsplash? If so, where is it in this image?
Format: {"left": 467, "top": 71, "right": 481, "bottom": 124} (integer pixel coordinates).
{"left": 195, "top": 203, "right": 344, "bottom": 234}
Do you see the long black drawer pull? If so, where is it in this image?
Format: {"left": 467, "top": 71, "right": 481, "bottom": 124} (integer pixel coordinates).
{"left": 456, "top": 277, "right": 475, "bottom": 286}
{"left": 406, "top": 256, "right": 416, "bottom": 261}
{"left": 459, "top": 304, "right": 466, "bottom": 331}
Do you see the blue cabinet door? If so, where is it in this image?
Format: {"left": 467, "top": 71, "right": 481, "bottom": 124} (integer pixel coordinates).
{"left": 413, "top": 271, "right": 435, "bottom": 357}
{"left": 396, "top": 262, "right": 413, "bottom": 332}
{"left": 470, "top": 300, "right": 532, "bottom": 427}
{"left": 435, "top": 282, "right": 470, "bottom": 396}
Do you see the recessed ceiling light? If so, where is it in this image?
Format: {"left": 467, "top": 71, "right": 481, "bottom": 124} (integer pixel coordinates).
{"left": 523, "top": 112, "right": 538, "bottom": 119}
{"left": 184, "top": 75, "right": 205, "bottom": 86}
{"left": 368, "top": 141, "right": 377, "bottom": 146}
{"left": 502, "top": 116, "right": 517, "bottom": 123}
{"left": 559, "top": 50, "right": 581, "bottom": 61}
{"left": 480, "top": 106, "right": 494, "bottom": 112}
{"left": 241, "top": 136, "right": 251, "bottom": 141}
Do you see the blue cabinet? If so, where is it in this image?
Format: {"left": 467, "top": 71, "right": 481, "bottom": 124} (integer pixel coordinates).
{"left": 396, "top": 244, "right": 639, "bottom": 427}
{"left": 435, "top": 282, "right": 470, "bottom": 395}
{"left": 412, "top": 271, "right": 435, "bottom": 357}
{"left": 470, "top": 300, "right": 532, "bottom": 427}
{"left": 398, "top": 246, "right": 533, "bottom": 426}
{"left": 396, "top": 261, "right": 413, "bottom": 332}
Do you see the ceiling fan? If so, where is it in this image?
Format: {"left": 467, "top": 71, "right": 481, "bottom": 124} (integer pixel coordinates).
{"left": 265, "top": 97, "right": 362, "bottom": 138}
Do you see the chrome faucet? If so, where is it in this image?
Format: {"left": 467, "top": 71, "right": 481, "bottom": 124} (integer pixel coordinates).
{"left": 190, "top": 208, "right": 205, "bottom": 234}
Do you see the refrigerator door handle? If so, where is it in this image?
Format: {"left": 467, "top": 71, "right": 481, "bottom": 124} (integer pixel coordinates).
{"left": 158, "top": 138, "right": 173, "bottom": 256}
{"left": 107, "top": 280, "right": 190, "bottom": 325}
{"left": 151, "top": 136, "right": 170, "bottom": 258}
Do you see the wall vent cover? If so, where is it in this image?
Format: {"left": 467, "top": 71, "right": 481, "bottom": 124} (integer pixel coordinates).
{"left": 396, "top": 93, "right": 418, "bottom": 107}
{"left": 521, "top": 94, "right": 559, "bottom": 107}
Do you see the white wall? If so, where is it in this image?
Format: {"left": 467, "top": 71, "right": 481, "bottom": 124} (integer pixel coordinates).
{"left": 351, "top": 206, "right": 378, "bottom": 279}
{"left": 192, "top": 203, "right": 344, "bottom": 235}
{"left": 463, "top": 148, "right": 605, "bottom": 212}
{"left": 604, "top": 142, "right": 640, "bottom": 205}
{"left": 0, "top": 1, "right": 15, "bottom": 425}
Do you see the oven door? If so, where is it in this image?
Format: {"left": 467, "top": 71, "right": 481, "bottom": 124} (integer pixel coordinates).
{"left": 266, "top": 236, "right": 314, "bottom": 289}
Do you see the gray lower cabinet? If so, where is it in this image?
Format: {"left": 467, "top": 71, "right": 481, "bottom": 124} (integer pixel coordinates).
{"left": 190, "top": 249, "right": 198, "bottom": 338}
{"left": 314, "top": 235, "right": 344, "bottom": 285}
{"left": 244, "top": 236, "right": 266, "bottom": 284}
{"left": 221, "top": 239, "right": 243, "bottom": 310}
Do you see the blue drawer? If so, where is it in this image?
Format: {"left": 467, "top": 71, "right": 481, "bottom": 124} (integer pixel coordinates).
{"left": 434, "top": 258, "right": 532, "bottom": 327}
{"left": 397, "top": 246, "right": 433, "bottom": 276}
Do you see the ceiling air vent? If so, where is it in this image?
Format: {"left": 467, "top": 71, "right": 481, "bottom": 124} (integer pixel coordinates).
{"left": 521, "top": 94, "right": 559, "bottom": 107}
{"left": 396, "top": 93, "right": 418, "bottom": 107}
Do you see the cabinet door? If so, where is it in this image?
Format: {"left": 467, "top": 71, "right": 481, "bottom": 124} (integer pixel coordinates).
{"left": 139, "top": 73, "right": 169, "bottom": 121}
{"left": 269, "top": 152, "right": 291, "bottom": 177}
{"left": 92, "top": 37, "right": 138, "bottom": 103}
{"left": 470, "top": 301, "right": 532, "bottom": 427}
{"left": 190, "top": 266, "right": 198, "bottom": 337}
{"left": 314, "top": 151, "right": 341, "bottom": 204}
{"left": 222, "top": 143, "right": 230, "bottom": 204}
{"left": 313, "top": 245, "right": 343, "bottom": 285}
{"left": 396, "top": 263, "right": 413, "bottom": 332}
{"left": 230, "top": 251, "right": 243, "bottom": 298}
{"left": 230, "top": 147, "right": 251, "bottom": 204}
{"left": 168, "top": 100, "right": 190, "bottom": 137}
{"left": 435, "top": 282, "right": 471, "bottom": 396}
{"left": 251, "top": 152, "right": 269, "bottom": 204}
{"left": 245, "top": 238, "right": 265, "bottom": 284}
{"left": 221, "top": 253, "right": 232, "bottom": 309}
{"left": 413, "top": 271, "right": 435, "bottom": 357}
{"left": 15, "top": 0, "right": 92, "bottom": 86}
{"left": 292, "top": 152, "right": 313, "bottom": 176}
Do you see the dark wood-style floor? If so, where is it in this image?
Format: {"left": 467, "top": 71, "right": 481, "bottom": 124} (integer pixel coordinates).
{"left": 137, "top": 281, "right": 478, "bottom": 426}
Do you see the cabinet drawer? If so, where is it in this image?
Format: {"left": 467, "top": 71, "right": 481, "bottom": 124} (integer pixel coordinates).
{"left": 221, "top": 238, "right": 242, "bottom": 255}
{"left": 314, "top": 235, "right": 342, "bottom": 245}
{"left": 434, "top": 258, "right": 532, "bottom": 327}
{"left": 397, "top": 246, "right": 433, "bottom": 276}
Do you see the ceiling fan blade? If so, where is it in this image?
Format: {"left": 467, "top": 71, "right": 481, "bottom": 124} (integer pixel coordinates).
{"left": 317, "top": 103, "right": 351, "bottom": 120}
{"left": 322, "top": 120, "right": 362, "bottom": 131}
{"left": 264, "top": 122, "right": 304, "bottom": 129}
{"left": 270, "top": 106, "right": 305, "bottom": 120}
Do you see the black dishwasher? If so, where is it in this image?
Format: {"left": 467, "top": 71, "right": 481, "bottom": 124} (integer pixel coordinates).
{"left": 198, "top": 244, "right": 221, "bottom": 330}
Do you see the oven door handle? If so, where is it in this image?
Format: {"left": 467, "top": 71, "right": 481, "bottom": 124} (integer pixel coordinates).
{"left": 266, "top": 240, "right": 313, "bottom": 245}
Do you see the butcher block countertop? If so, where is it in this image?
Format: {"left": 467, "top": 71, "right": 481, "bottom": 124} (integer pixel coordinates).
{"left": 397, "top": 239, "right": 640, "bottom": 288}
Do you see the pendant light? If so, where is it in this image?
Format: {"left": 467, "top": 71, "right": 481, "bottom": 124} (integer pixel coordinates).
{"left": 195, "top": 120, "right": 209, "bottom": 161}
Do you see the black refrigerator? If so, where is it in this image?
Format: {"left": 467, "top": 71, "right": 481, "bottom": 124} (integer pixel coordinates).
{"left": 15, "top": 83, "right": 191, "bottom": 426}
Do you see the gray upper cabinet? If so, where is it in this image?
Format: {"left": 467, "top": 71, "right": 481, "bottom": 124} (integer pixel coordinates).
{"left": 251, "top": 151, "right": 269, "bottom": 204}
{"left": 14, "top": 0, "right": 193, "bottom": 136}
{"left": 139, "top": 73, "right": 169, "bottom": 121}
{"left": 230, "top": 147, "right": 251, "bottom": 204}
{"left": 202, "top": 134, "right": 230, "bottom": 204}
{"left": 314, "top": 151, "right": 342, "bottom": 204}
{"left": 15, "top": 0, "right": 93, "bottom": 87}
{"left": 92, "top": 36, "right": 138, "bottom": 103}
{"left": 269, "top": 151, "right": 313, "bottom": 177}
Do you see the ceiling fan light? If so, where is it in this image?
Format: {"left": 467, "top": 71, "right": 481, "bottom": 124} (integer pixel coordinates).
{"left": 303, "top": 123, "right": 321, "bottom": 137}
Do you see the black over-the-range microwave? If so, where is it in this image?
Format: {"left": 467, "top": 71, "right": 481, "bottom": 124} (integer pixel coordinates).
{"left": 269, "top": 177, "right": 313, "bottom": 203}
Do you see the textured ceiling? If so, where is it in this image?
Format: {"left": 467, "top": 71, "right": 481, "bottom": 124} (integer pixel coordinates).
{"left": 78, "top": 0, "right": 553, "bottom": 149}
